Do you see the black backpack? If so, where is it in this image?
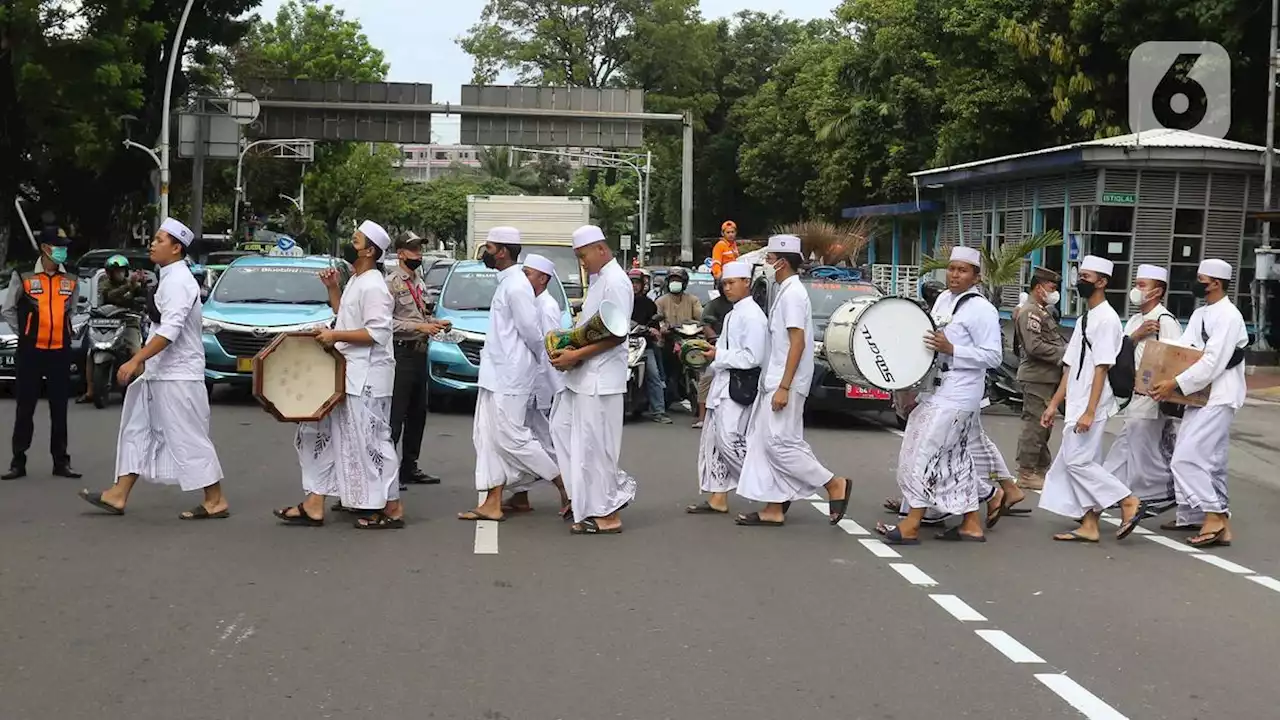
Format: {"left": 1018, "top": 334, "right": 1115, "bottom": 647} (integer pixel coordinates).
{"left": 1080, "top": 309, "right": 1135, "bottom": 400}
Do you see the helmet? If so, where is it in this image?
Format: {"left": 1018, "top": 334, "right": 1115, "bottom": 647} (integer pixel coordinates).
{"left": 628, "top": 269, "right": 645, "bottom": 280}
{"left": 106, "top": 254, "right": 130, "bottom": 269}
{"left": 668, "top": 267, "right": 689, "bottom": 284}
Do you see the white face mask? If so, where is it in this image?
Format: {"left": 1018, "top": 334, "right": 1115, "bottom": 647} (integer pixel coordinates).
{"left": 669, "top": 281, "right": 684, "bottom": 294}
{"left": 764, "top": 260, "right": 783, "bottom": 284}
{"left": 1045, "top": 290, "right": 1060, "bottom": 306}
{"left": 1128, "top": 287, "right": 1146, "bottom": 306}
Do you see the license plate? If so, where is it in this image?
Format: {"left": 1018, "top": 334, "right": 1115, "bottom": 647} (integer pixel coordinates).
{"left": 236, "top": 357, "right": 254, "bottom": 372}
{"left": 91, "top": 319, "right": 122, "bottom": 328}
{"left": 0, "top": 355, "right": 14, "bottom": 367}
{"left": 846, "top": 384, "right": 889, "bottom": 400}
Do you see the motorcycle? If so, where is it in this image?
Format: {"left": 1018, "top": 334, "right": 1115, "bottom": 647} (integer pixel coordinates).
{"left": 87, "top": 304, "right": 144, "bottom": 409}
{"left": 668, "top": 320, "right": 707, "bottom": 406}
{"left": 624, "top": 322, "right": 650, "bottom": 419}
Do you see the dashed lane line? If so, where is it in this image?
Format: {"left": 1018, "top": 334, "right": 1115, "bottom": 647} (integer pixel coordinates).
{"left": 474, "top": 491, "right": 499, "bottom": 555}
{"left": 930, "top": 593, "right": 987, "bottom": 622}
{"left": 975, "top": 629, "right": 1047, "bottom": 664}
{"left": 1035, "top": 674, "right": 1131, "bottom": 720}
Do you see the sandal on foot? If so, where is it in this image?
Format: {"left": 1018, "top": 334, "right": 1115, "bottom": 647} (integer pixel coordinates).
{"left": 559, "top": 504, "right": 573, "bottom": 522}
{"left": 1005, "top": 498, "right": 1033, "bottom": 516}
{"left": 735, "top": 512, "right": 784, "bottom": 527}
{"left": 883, "top": 497, "right": 903, "bottom": 514}
{"left": 1053, "top": 531, "right": 1098, "bottom": 543}
{"left": 78, "top": 490, "right": 124, "bottom": 515}
{"left": 780, "top": 501, "right": 792, "bottom": 514}
{"left": 457, "top": 509, "right": 505, "bottom": 522}
{"left": 571, "top": 518, "right": 622, "bottom": 535}
{"left": 686, "top": 501, "right": 728, "bottom": 514}
{"left": 1186, "top": 528, "right": 1230, "bottom": 548}
{"left": 828, "top": 479, "right": 851, "bottom": 525}
{"left": 876, "top": 523, "right": 920, "bottom": 545}
{"left": 1116, "top": 502, "right": 1148, "bottom": 540}
{"left": 274, "top": 503, "right": 323, "bottom": 526}
{"left": 180, "top": 505, "right": 229, "bottom": 520}
{"left": 936, "top": 525, "right": 986, "bottom": 542}
{"left": 1160, "top": 520, "right": 1202, "bottom": 532}
{"left": 986, "top": 490, "right": 1007, "bottom": 530}
{"left": 355, "top": 512, "right": 405, "bottom": 530}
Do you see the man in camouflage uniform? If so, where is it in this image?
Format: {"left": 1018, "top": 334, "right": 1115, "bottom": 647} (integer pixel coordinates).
{"left": 1013, "top": 266, "right": 1065, "bottom": 489}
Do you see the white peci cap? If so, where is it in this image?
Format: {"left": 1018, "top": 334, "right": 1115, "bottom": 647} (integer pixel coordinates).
{"left": 765, "top": 234, "right": 801, "bottom": 254}
{"left": 487, "top": 226, "right": 521, "bottom": 245}
{"left": 358, "top": 220, "right": 391, "bottom": 251}
{"left": 721, "top": 261, "right": 752, "bottom": 279}
{"left": 950, "top": 245, "right": 981, "bottom": 268}
{"left": 1080, "top": 255, "right": 1114, "bottom": 276}
{"left": 1136, "top": 264, "right": 1169, "bottom": 282}
{"left": 159, "top": 217, "right": 194, "bottom": 246}
{"left": 523, "top": 253, "right": 556, "bottom": 278}
{"left": 1198, "top": 258, "right": 1232, "bottom": 280}
{"left": 572, "top": 225, "right": 606, "bottom": 249}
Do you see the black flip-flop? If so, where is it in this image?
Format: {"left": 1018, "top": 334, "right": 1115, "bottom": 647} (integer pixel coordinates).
{"left": 828, "top": 479, "right": 851, "bottom": 525}
{"left": 781, "top": 501, "right": 792, "bottom": 514}
{"left": 986, "top": 489, "right": 1007, "bottom": 530}
{"left": 180, "top": 505, "right": 229, "bottom": 520}
{"left": 1186, "top": 528, "right": 1230, "bottom": 548}
{"left": 876, "top": 523, "right": 921, "bottom": 545}
{"left": 735, "top": 512, "right": 784, "bottom": 527}
{"left": 1115, "top": 502, "right": 1148, "bottom": 540}
{"left": 78, "top": 490, "right": 124, "bottom": 515}
{"left": 1053, "top": 531, "right": 1098, "bottom": 543}
{"left": 457, "top": 509, "right": 505, "bottom": 522}
{"left": 571, "top": 518, "right": 622, "bottom": 534}
{"left": 274, "top": 503, "right": 323, "bottom": 526}
{"left": 1005, "top": 498, "right": 1033, "bottom": 516}
{"left": 686, "top": 501, "right": 728, "bottom": 514}
{"left": 936, "top": 525, "right": 987, "bottom": 542}
{"left": 559, "top": 504, "right": 573, "bottom": 522}
{"left": 1160, "top": 520, "right": 1202, "bottom": 532}
{"left": 355, "top": 512, "right": 405, "bottom": 530}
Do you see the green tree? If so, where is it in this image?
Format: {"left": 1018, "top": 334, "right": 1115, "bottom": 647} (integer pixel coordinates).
{"left": 231, "top": 0, "right": 388, "bottom": 85}
{"left": 405, "top": 175, "right": 520, "bottom": 246}
{"left": 473, "top": 147, "right": 540, "bottom": 192}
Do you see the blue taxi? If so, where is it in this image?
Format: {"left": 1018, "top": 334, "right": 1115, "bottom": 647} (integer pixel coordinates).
{"left": 201, "top": 255, "right": 351, "bottom": 393}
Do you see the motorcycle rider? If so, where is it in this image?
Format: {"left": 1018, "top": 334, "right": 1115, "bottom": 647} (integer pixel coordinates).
{"left": 655, "top": 267, "right": 703, "bottom": 411}
{"left": 80, "top": 255, "right": 146, "bottom": 404}
{"left": 630, "top": 269, "right": 670, "bottom": 424}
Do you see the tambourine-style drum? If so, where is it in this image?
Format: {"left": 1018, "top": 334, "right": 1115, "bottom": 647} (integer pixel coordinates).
{"left": 825, "top": 296, "right": 938, "bottom": 391}
{"left": 252, "top": 332, "right": 346, "bottom": 422}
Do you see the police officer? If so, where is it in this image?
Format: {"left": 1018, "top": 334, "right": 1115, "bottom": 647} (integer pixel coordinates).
{"left": 1, "top": 227, "right": 83, "bottom": 479}
{"left": 1012, "top": 266, "right": 1064, "bottom": 490}
{"left": 386, "top": 233, "right": 450, "bottom": 489}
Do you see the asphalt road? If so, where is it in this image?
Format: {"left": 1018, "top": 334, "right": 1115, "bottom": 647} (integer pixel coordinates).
{"left": 1, "top": 389, "right": 1279, "bottom": 720}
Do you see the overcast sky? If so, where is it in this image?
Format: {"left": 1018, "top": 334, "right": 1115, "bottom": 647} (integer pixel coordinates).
{"left": 252, "top": 0, "right": 837, "bottom": 142}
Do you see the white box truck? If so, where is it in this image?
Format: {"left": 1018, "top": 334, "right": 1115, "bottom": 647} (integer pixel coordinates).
{"left": 466, "top": 195, "right": 593, "bottom": 309}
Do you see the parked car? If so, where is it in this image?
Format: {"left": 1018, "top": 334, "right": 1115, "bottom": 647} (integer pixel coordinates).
{"left": 423, "top": 258, "right": 455, "bottom": 312}
{"left": 426, "top": 260, "right": 573, "bottom": 405}
{"left": 200, "top": 255, "right": 351, "bottom": 395}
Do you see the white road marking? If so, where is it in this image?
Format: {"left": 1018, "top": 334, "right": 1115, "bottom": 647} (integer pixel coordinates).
{"left": 474, "top": 491, "right": 498, "bottom": 555}
{"left": 859, "top": 538, "right": 901, "bottom": 558}
{"left": 1193, "top": 554, "right": 1253, "bottom": 574}
{"left": 838, "top": 518, "right": 870, "bottom": 535}
{"left": 1145, "top": 535, "right": 1202, "bottom": 553}
{"left": 889, "top": 563, "right": 938, "bottom": 586}
{"left": 930, "top": 594, "right": 987, "bottom": 622}
{"left": 1035, "top": 673, "right": 1130, "bottom": 720}
{"left": 1247, "top": 575, "right": 1280, "bottom": 593}
{"left": 1100, "top": 516, "right": 1120, "bottom": 526}
{"left": 1132, "top": 526, "right": 1153, "bottom": 535}
{"left": 975, "top": 630, "right": 1046, "bottom": 663}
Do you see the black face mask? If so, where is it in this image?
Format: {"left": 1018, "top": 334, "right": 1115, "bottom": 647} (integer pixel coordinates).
{"left": 480, "top": 251, "right": 498, "bottom": 270}
{"left": 1075, "top": 279, "right": 1096, "bottom": 299}
{"left": 403, "top": 258, "right": 422, "bottom": 272}
{"left": 1191, "top": 282, "right": 1210, "bottom": 299}
{"left": 341, "top": 244, "right": 360, "bottom": 264}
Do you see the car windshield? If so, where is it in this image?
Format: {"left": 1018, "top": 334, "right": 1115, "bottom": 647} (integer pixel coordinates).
{"left": 206, "top": 251, "right": 254, "bottom": 266}
{"left": 442, "top": 269, "right": 569, "bottom": 312}
{"left": 532, "top": 246, "right": 583, "bottom": 300}
{"left": 804, "top": 281, "right": 882, "bottom": 319}
{"left": 424, "top": 262, "right": 453, "bottom": 290}
{"left": 212, "top": 265, "right": 330, "bottom": 304}
{"left": 685, "top": 276, "right": 715, "bottom": 305}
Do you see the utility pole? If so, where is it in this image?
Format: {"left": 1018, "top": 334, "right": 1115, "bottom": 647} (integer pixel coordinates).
{"left": 1254, "top": 0, "right": 1278, "bottom": 352}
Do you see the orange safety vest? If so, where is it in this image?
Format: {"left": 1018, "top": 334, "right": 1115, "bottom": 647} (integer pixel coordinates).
{"left": 710, "top": 239, "right": 739, "bottom": 279}
{"left": 15, "top": 271, "right": 78, "bottom": 350}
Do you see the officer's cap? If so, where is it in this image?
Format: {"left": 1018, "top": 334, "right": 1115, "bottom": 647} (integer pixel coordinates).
{"left": 1031, "top": 266, "right": 1061, "bottom": 285}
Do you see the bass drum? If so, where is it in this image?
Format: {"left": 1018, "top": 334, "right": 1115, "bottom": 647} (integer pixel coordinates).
{"left": 824, "top": 296, "right": 938, "bottom": 391}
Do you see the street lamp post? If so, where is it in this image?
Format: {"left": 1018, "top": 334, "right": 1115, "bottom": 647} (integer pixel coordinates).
{"left": 158, "top": 0, "right": 197, "bottom": 221}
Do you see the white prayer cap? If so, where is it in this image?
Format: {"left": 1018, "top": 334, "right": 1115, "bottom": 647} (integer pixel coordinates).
{"left": 1080, "top": 255, "right": 1114, "bottom": 276}
{"left": 487, "top": 226, "right": 521, "bottom": 245}
{"left": 950, "top": 245, "right": 981, "bottom": 268}
{"left": 159, "top": 217, "right": 194, "bottom": 246}
{"left": 722, "top": 261, "right": 752, "bottom": 279}
{"left": 572, "top": 225, "right": 606, "bottom": 249}
{"left": 524, "top": 253, "right": 556, "bottom": 278}
{"left": 765, "top": 234, "right": 801, "bottom": 254}
{"left": 1198, "top": 258, "right": 1232, "bottom": 280}
{"left": 358, "top": 220, "right": 391, "bottom": 251}
{"left": 1136, "top": 264, "right": 1169, "bottom": 282}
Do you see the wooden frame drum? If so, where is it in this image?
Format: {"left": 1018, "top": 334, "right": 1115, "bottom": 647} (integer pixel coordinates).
{"left": 252, "top": 332, "right": 346, "bottom": 422}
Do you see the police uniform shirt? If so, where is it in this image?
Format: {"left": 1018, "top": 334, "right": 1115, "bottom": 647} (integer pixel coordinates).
{"left": 1014, "top": 298, "right": 1065, "bottom": 384}
{"left": 385, "top": 264, "right": 431, "bottom": 342}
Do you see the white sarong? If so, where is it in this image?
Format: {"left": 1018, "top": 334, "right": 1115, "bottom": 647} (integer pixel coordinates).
{"left": 473, "top": 389, "right": 559, "bottom": 492}
{"left": 1103, "top": 417, "right": 1176, "bottom": 503}
{"left": 507, "top": 402, "right": 557, "bottom": 496}
{"left": 295, "top": 390, "right": 398, "bottom": 510}
{"left": 550, "top": 390, "right": 636, "bottom": 522}
{"left": 737, "top": 390, "right": 833, "bottom": 503}
{"left": 115, "top": 379, "right": 223, "bottom": 492}
{"left": 1171, "top": 405, "right": 1233, "bottom": 519}
{"left": 895, "top": 400, "right": 982, "bottom": 516}
{"left": 697, "top": 400, "right": 750, "bottom": 494}
{"left": 1039, "top": 418, "right": 1129, "bottom": 518}
{"left": 900, "top": 419, "right": 1000, "bottom": 518}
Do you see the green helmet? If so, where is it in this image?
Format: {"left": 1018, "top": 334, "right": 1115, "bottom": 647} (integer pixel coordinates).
{"left": 106, "top": 254, "right": 130, "bottom": 269}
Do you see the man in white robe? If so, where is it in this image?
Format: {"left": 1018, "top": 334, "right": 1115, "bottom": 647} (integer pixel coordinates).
{"left": 458, "top": 229, "right": 563, "bottom": 522}
{"left": 501, "top": 253, "right": 572, "bottom": 517}
{"left": 1150, "top": 258, "right": 1247, "bottom": 548}
{"left": 1101, "top": 264, "right": 1182, "bottom": 513}
{"left": 275, "top": 220, "right": 401, "bottom": 529}
{"left": 549, "top": 226, "right": 637, "bottom": 534}
{"left": 735, "top": 235, "right": 850, "bottom": 527}
{"left": 876, "top": 246, "right": 1001, "bottom": 544}
{"left": 79, "top": 218, "right": 229, "bottom": 519}
{"left": 1039, "top": 255, "right": 1144, "bottom": 542}
{"left": 687, "top": 261, "right": 767, "bottom": 515}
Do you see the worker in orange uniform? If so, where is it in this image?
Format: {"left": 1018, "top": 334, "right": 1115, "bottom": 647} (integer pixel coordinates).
{"left": 710, "top": 221, "right": 740, "bottom": 280}
{"left": 1, "top": 227, "right": 83, "bottom": 480}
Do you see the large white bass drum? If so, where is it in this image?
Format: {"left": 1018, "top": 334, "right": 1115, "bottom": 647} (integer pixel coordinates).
{"left": 825, "top": 297, "right": 938, "bottom": 391}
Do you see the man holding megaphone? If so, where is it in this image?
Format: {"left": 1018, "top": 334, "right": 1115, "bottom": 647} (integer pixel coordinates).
{"left": 547, "top": 225, "right": 637, "bottom": 535}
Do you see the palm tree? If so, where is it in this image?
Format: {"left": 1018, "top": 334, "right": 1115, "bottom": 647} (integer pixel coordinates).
{"left": 919, "top": 230, "right": 1064, "bottom": 297}
{"left": 773, "top": 218, "right": 876, "bottom": 265}
{"left": 473, "top": 147, "right": 540, "bottom": 192}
